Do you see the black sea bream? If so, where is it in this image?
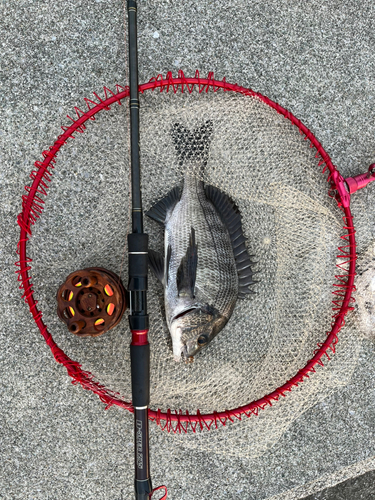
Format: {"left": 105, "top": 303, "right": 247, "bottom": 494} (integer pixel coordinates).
{"left": 147, "top": 121, "right": 255, "bottom": 362}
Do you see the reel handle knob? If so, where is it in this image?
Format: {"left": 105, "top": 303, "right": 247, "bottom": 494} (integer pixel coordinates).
{"left": 69, "top": 320, "right": 86, "bottom": 334}
{"left": 81, "top": 275, "right": 98, "bottom": 287}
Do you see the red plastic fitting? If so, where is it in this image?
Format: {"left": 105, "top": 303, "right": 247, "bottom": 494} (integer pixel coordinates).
{"left": 131, "top": 329, "right": 149, "bottom": 346}
{"left": 345, "top": 163, "right": 375, "bottom": 194}
{"left": 331, "top": 170, "right": 351, "bottom": 208}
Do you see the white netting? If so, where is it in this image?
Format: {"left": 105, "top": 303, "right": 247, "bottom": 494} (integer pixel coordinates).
{"left": 29, "top": 84, "right": 362, "bottom": 457}
{"left": 354, "top": 242, "right": 375, "bottom": 340}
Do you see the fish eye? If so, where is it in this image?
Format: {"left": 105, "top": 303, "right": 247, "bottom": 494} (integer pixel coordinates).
{"left": 197, "top": 334, "right": 208, "bottom": 346}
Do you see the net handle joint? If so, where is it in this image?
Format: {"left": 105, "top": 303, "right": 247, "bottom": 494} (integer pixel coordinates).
{"left": 339, "top": 163, "right": 375, "bottom": 206}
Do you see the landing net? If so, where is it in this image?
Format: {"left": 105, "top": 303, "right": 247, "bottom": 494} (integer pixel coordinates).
{"left": 16, "top": 72, "right": 359, "bottom": 457}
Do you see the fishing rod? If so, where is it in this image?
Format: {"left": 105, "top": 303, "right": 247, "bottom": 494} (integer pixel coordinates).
{"left": 126, "top": 1, "right": 166, "bottom": 499}
{"left": 126, "top": 0, "right": 151, "bottom": 498}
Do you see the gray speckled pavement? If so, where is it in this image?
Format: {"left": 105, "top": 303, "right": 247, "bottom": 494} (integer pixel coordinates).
{"left": 305, "top": 470, "right": 375, "bottom": 499}
{"left": 1, "top": 1, "right": 375, "bottom": 499}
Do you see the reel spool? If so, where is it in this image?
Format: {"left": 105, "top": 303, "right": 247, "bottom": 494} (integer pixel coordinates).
{"left": 57, "top": 267, "right": 127, "bottom": 337}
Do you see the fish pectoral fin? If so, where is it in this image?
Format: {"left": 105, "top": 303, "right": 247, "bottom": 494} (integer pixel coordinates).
{"left": 145, "top": 186, "right": 181, "bottom": 225}
{"left": 148, "top": 249, "right": 165, "bottom": 286}
{"left": 176, "top": 227, "right": 198, "bottom": 299}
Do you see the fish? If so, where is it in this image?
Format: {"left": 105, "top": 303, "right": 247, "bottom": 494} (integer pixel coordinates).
{"left": 146, "top": 121, "right": 255, "bottom": 362}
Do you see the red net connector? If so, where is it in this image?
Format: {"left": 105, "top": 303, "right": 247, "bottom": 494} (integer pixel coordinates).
{"left": 330, "top": 170, "right": 350, "bottom": 208}
{"left": 332, "top": 163, "right": 375, "bottom": 208}
{"left": 345, "top": 163, "right": 375, "bottom": 195}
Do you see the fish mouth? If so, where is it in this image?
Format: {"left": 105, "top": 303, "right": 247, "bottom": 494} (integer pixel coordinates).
{"left": 172, "top": 307, "right": 197, "bottom": 322}
{"left": 172, "top": 343, "right": 188, "bottom": 363}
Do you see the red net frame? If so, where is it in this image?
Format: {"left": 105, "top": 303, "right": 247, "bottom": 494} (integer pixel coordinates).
{"left": 16, "top": 71, "right": 356, "bottom": 433}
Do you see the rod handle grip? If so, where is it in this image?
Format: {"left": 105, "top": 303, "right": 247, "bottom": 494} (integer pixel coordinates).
{"left": 131, "top": 343, "right": 150, "bottom": 407}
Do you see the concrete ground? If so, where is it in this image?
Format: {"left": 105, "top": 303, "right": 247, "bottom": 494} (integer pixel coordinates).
{"left": 1, "top": 1, "right": 375, "bottom": 499}
{"left": 305, "top": 470, "right": 375, "bottom": 499}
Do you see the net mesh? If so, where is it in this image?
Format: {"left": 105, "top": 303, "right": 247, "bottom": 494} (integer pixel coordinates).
{"left": 354, "top": 242, "right": 375, "bottom": 341}
{"left": 20, "top": 74, "right": 361, "bottom": 457}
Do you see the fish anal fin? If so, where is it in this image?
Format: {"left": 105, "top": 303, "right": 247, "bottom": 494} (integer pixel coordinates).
{"left": 177, "top": 227, "right": 198, "bottom": 299}
{"left": 146, "top": 186, "right": 181, "bottom": 225}
{"left": 148, "top": 249, "right": 165, "bottom": 286}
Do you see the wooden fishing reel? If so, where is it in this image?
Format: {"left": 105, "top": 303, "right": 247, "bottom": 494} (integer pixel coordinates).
{"left": 57, "top": 267, "right": 127, "bottom": 337}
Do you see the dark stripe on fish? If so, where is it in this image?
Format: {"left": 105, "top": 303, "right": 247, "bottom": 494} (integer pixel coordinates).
{"left": 166, "top": 244, "right": 172, "bottom": 285}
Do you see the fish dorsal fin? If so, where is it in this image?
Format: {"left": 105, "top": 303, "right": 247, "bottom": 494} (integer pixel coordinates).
{"left": 148, "top": 249, "right": 165, "bottom": 286}
{"left": 146, "top": 186, "right": 181, "bottom": 225}
{"left": 176, "top": 227, "right": 198, "bottom": 299}
{"left": 205, "top": 185, "right": 256, "bottom": 297}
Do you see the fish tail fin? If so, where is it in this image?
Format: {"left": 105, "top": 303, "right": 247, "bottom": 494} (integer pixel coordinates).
{"left": 171, "top": 120, "right": 213, "bottom": 171}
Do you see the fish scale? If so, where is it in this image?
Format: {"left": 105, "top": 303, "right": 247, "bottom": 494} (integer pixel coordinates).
{"left": 165, "top": 171, "right": 238, "bottom": 329}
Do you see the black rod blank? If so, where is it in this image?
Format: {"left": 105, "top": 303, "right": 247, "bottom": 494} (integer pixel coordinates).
{"left": 127, "top": 1, "right": 152, "bottom": 499}
{"left": 128, "top": 0, "right": 142, "bottom": 234}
